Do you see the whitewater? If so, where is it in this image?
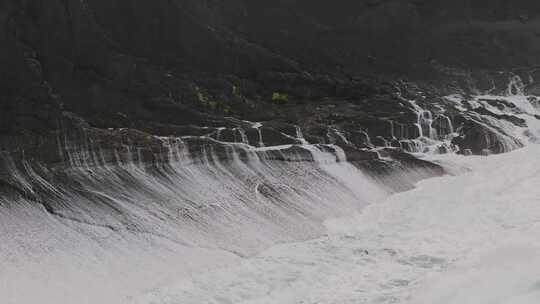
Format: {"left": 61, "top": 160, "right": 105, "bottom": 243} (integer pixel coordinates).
{"left": 3, "top": 77, "right": 540, "bottom": 304}
{"left": 3, "top": 147, "right": 540, "bottom": 304}
{"left": 133, "top": 146, "right": 540, "bottom": 304}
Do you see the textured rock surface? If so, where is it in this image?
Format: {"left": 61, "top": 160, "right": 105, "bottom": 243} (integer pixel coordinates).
{"left": 2, "top": 1, "right": 540, "bottom": 161}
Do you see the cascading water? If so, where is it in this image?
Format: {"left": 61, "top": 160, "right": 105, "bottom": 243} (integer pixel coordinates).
{"left": 252, "top": 122, "right": 265, "bottom": 147}
{"left": 507, "top": 74, "right": 526, "bottom": 96}
{"left": 295, "top": 126, "right": 309, "bottom": 145}
{"left": 134, "top": 144, "right": 540, "bottom": 304}
{"left": 236, "top": 128, "right": 249, "bottom": 144}
{"left": 447, "top": 75, "right": 540, "bottom": 153}
{"left": 433, "top": 114, "right": 454, "bottom": 140}
{"left": 3, "top": 75, "right": 540, "bottom": 304}
{"left": 126, "top": 76, "right": 540, "bottom": 304}
{"left": 5, "top": 127, "right": 433, "bottom": 303}
{"left": 387, "top": 75, "right": 540, "bottom": 155}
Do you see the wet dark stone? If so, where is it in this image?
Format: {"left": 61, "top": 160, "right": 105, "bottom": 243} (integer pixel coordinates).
{"left": 341, "top": 146, "right": 380, "bottom": 162}
{"left": 2, "top": 0, "right": 537, "bottom": 187}
{"left": 372, "top": 136, "right": 389, "bottom": 147}
{"left": 261, "top": 146, "right": 315, "bottom": 162}
{"left": 452, "top": 115, "right": 524, "bottom": 155}
{"left": 480, "top": 99, "right": 518, "bottom": 111}
{"left": 472, "top": 107, "right": 527, "bottom": 127}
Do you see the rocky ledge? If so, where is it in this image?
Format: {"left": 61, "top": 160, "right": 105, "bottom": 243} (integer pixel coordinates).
{"left": 3, "top": 0, "right": 540, "bottom": 191}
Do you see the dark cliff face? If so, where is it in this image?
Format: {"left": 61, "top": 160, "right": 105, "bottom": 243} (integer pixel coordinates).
{"left": 2, "top": 1, "right": 540, "bottom": 152}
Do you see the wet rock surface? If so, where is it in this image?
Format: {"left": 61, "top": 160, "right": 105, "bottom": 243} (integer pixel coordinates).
{"left": 2, "top": 1, "right": 540, "bottom": 175}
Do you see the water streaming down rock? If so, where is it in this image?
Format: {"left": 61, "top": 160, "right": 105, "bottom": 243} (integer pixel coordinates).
{"left": 377, "top": 75, "right": 540, "bottom": 156}
{"left": 447, "top": 75, "right": 540, "bottom": 154}
{"left": 277, "top": 125, "right": 310, "bottom": 145}
{"left": 384, "top": 92, "right": 452, "bottom": 154}
{"left": 214, "top": 127, "right": 226, "bottom": 142}
{"left": 432, "top": 115, "right": 455, "bottom": 140}
{"left": 359, "top": 130, "right": 373, "bottom": 147}
{"left": 507, "top": 74, "right": 527, "bottom": 96}
{"left": 0, "top": 123, "right": 451, "bottom": 303}
{"left": 236, "top": 128, "right": 250, "bottom": 145}
{"left": 419, "top": 110, "right": 436, "bottom": 139}
{"left": 132, "top": 144, "right": 540, "bottom": 304}
{"left": 327, "top": 127, "right": 352, "bottom": 146}
{"left": 252, "top": 123, "right": 265, "bottom": 147}
{"left": 295, "top": 126, "right": 309, "bottom": 145}
{"left": 6, "top": 1, "right": 540, "bottom": 301}
{"left": 2, "top": 131, "right": 400, "bottom": 256}
{"left": 4, "top": 71, "right": 540, "bottom": 303}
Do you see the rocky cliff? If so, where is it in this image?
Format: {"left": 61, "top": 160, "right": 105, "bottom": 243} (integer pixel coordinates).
{"left": 2, "top": 0, "right": 540, "bottom": 166}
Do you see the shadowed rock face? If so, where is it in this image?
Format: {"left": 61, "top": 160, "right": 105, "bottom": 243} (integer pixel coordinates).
{"left": 1, "top": 1, "right": 540, "bottom": 158}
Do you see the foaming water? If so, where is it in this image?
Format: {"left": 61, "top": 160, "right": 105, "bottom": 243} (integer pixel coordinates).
{"left": 448, "top": 75, "right": 540, "bottom": 154}
{"left": 0, "top": 137, "right": 398, "bottom": 303}
{"left": 134, "top": 145, "right": 540, "bottom": 304}
{"left": 3, "top": 75, "right": 540, "bottom": 304}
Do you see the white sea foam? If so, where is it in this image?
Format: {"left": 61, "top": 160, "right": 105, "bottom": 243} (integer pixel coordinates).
{"left": 133, "top": 145, "right": 540, "bottom": 304}
{"left": 0, "top": 143, "right": 392, "bottom": 304}
{"left": 4, "top": 76, "right": 540, "bottom": 304}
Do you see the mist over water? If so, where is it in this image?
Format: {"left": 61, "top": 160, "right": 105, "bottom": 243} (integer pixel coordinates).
{"left": 2, "top": 76, "right": 540, "bottom": 304}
